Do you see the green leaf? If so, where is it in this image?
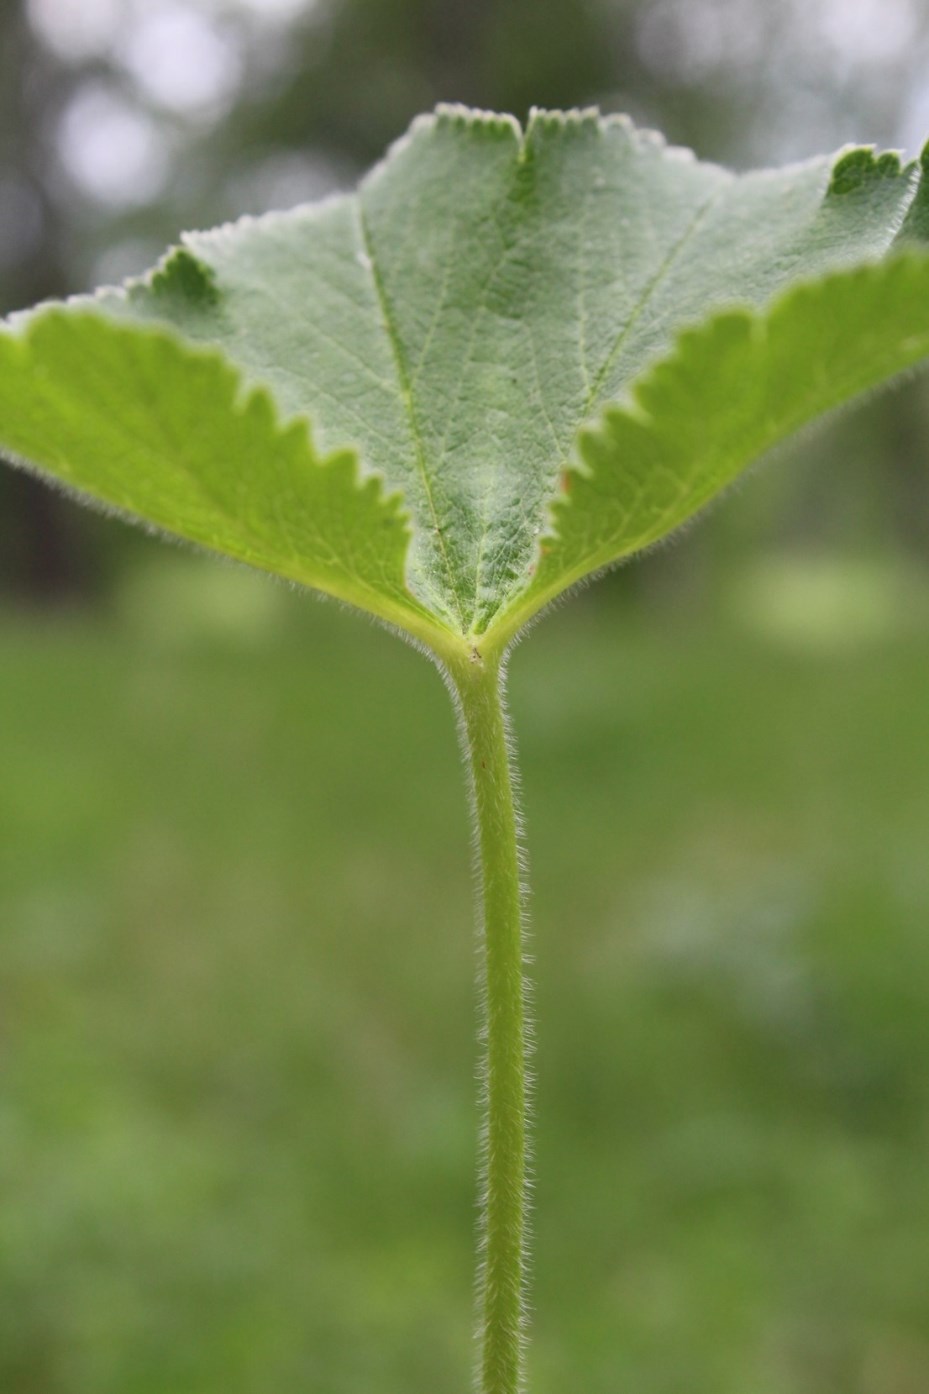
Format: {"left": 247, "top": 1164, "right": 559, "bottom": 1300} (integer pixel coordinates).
{"left": 3, "top": 106, "right": 929, "bottom": 658}
{"left": 496, "top": 253, "right": 929, "bottom": 644}
{"left": 0, "top": 312, "right": 436, "bottom": 645}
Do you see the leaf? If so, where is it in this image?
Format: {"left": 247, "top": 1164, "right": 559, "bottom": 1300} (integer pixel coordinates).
{"left": 0, "top": 312, "right": 436, "bottom": 646}
{"left": 3, "top": 106, "right": 929, "bottom": 658}
{"left": 496, "top": 254, "right": 929, "bottom": 644}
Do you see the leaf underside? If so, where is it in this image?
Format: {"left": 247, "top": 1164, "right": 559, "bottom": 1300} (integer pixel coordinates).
{"left": 3, "top": 106, "right": 929, "bottom": 657}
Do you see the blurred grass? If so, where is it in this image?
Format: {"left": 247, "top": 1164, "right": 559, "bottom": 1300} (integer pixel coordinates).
{"left": 3, "top": 555, "right": 929, "bottom": 1393}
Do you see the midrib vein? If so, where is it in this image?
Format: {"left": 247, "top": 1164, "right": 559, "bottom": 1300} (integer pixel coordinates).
{"left": 481, "top": 185, "right": 727, "bottom": 636}
{"left": 356, "top": 201, "right": 465, "bottom": 630}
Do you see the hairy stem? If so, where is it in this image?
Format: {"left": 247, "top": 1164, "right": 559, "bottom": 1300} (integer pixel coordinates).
{"left": 451, "top": 651, "right": 530, "bottom": 1394}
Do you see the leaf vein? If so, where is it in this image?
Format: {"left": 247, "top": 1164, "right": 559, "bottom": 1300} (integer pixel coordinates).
{"left": 355, "top": 201, "right": 465, "bottom": 628}
{"left": 583, "top": 186, "right": 725, "bottom": 414}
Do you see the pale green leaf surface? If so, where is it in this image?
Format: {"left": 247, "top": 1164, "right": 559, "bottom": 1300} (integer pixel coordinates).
{"left": 3, "top": 107, "right": 929, "bottom": 654}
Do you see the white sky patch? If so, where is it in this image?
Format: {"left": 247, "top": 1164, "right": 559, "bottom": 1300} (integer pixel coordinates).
{"left": 27, "top": 0, "right": 122, "bottom": 61}
{"left": 118, "top": 4, "right": 243, "bottom": 116}
{"left": 814, "top": 0, "right": 917, "bottom": 65}
{"left": 230, "top": 0, "right": 318, "bottom": 22}
{"left": 57, "top": 85, "right": 171, "bottom": 207}
{"left": 635, "top": 0, "right": 766, "bottom": 85}
{"left": 27, "top": 0, "right": 308, "bottom": 77}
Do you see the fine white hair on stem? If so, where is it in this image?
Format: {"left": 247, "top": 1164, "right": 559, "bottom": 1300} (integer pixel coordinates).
{"left": 440, "top": 649, "right": 535, "bottom": 1393}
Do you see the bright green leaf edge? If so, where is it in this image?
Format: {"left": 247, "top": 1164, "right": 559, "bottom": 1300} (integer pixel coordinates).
{"left": 0, "top": 309, "right": 453, "bottom": 656}
{"left": 490, "top": 250, "right": 929, "bottom": 650}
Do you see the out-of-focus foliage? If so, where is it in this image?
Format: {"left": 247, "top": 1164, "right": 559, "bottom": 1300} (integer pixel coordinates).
{"left": 5, "top": 581, "right": 929, "bottom": 1392}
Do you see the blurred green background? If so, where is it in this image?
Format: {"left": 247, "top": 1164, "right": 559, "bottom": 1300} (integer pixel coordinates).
{"left": 4, "top": 2, "right": 929, "bottom": 1390}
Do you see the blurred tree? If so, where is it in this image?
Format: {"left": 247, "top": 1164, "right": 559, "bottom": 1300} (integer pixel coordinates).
{"left": 0, "top": 4, "right": 92, "bottom": 602}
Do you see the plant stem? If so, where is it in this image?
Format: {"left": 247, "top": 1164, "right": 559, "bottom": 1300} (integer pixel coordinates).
{"left": 451, "top": 649, "right": 529, "bottom": 1394}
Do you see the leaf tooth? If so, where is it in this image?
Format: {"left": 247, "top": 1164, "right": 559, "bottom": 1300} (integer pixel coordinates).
{"left": 526, "top": 105, "right": 601, "bottom": 134}
{"left": 142, "top": 246, "right": 220, "bottom": 309}
{"left": 179, "top": 193, "right": 353, "bottom": 261}
{"left": 600, "top": 110, "right": 729, "bottom": 177}
{"left": 360, "top": 104, "right": 521, "bottom": 200}
{"left": 828, "top": 144, "right": 909, "bottom": 196}
{"left": 600, "top": 110, "right": 675, "bottom": 153}
{"left": 432, "top": 102, "right": 522, "bottom": 138}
